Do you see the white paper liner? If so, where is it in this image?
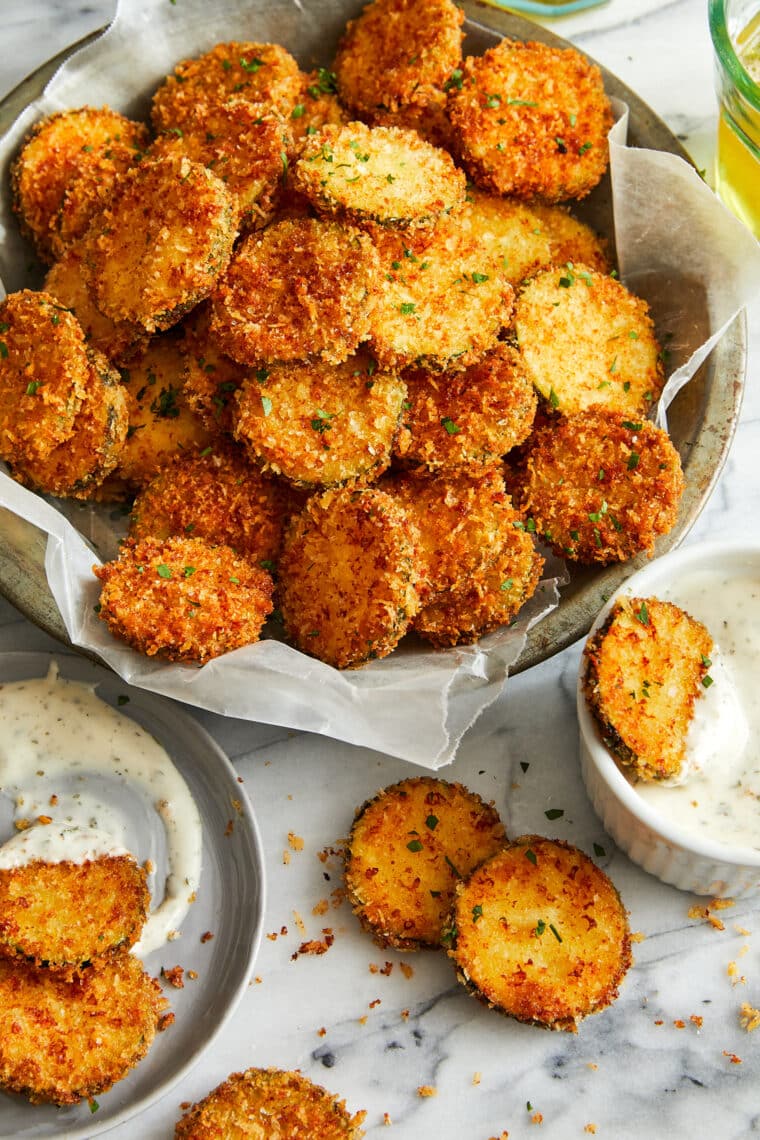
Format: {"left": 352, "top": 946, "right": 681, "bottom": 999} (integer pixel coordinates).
{"left": 0, "top": 0, "right": 758, "bottom": 766}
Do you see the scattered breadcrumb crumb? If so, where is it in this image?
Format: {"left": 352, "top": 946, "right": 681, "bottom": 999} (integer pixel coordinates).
{"left": 690, "top": 1015, "right": 704, "bottom": 1028}
{"left": 288, "top": 832, "right": 305, "bottom": 851}
{"left": 740, "top": 1003, "right": 760, "bottom": 1031}
{"left": 359, "top": 1015, "right": 368, "bottom": 1025}
{"left": 735, "top": 925, "right": 751, "bottom": 936}
{"left": 728, "top": 961, "right": 747, "bottom": 986}
{"left": 225, "top": 819, "right": 235, "bottom": 837}
{"left": 401, "top": 1009, "right": 410, "bottom": 1020}
{"left": 49, "top": 794, "right": 58, "bottom": 806}
{"left": 673, "top": 1020, "right": 686, "bottom": 1029}
{"left": 291, "top": 931, "right": 335, "bottom": 959}
{"left": 317, "top": 1027, "right": 327, "bottom": 1037}
{"left": 254, "top": 976, "right": 262, "bottom": 984}
{"left": 158, "top": 1011, "right": 176, "bottom": 1031}
{"left": 472, "top": 1072, "right": 482, "bottom": 1086}
{"left": 531, "top": 1113, "right": 543, "bottom": 1125}
{"left": 37, "top": 814, "right": 52, "bottom": 825}
{"left": 417, "top": 1086, "right": 437, "bottom": 1098}
{"left": 711, "top": 898, "right": 735, "bottom": 910}
{"left": 200, "top": 931, "right": 214, "bottom": 944}
{"left": 654, "top": 1019, "right": 664, "bottom": 1026}
{"left": 369, "top": 999, "right": 381, "bottom": 1009}
{"left": 161, "top": 965, "right": 185, "bottom": 989}
{"left": 630, "top": 931, "right": 646, "bottom": 943}
{"left": 313, "top": 899, "right": 329, "bottom": 916}
{"left": 585, "top": 1126, "right": 597, "bottom": 1135}
{"left": 400, "top": 963, "right": 414, "bottom": 979}
{"left": 293, "top": 911, "right": 306, "bottom": 934}
{"left": 283, "top": 850, "right": 291, "bottom": 865}
{"left": 369, "top": 961, "right": 394, "bottom": 976}
{"left": 15, "top": 819, "right": 30, "bottom": 831}
{"left": 144, "top": 858, "right": 155, "bottom": 874}
{"left": 587, "top": 1062, "right": 599, "bottom": 1071}
{"left": 723, "top": 1050, "right": 742, "bottom": 1064}
{"left": 383, "top": 1113, "right": 393, "bottom": 1126}
{"left": 187, "top": 970, "right": 198, "bottom": 981}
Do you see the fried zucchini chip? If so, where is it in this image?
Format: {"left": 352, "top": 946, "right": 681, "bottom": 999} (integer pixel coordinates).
{"left": 85, "top": 154, "right": 236, "bottom": 334}
{"left": 584, "top": 596, "right": 714, "bottom": 781}
{"left": 464, "top": 189, "right": 553, "bottom": 287}
{"left": 334, "top": 0, "right": 464, "bottom": 116}
{"left": 52, "top": 142, "right": 146, "bottom": 261}
{"left": 151, "top": 42, "right": 303, "bottom": 133}
{"left": 0, "top": 854, "right": 148, "bottom": 974}
{"left": 514, "top": 264, "right": 664, "bottom": 417}
{"left": 180, "top": 302, "right": 248, "bottom": 433}
{"left": 447, "top": 39, "right": 613, "bottom": 202}
{"left": 345, "top": 777, "right": 506, "bottom": 950}
{"left": 0, "top": 953, "right": 167, "bottom": 1105}
{"left": 0, "top": 290, "right": 89, "bottom": 464}
{"left": 94, "top": 535, "right": 274, "bottom": 663}
{"left": 116, "top": 335, "right": 214, "bottom": 489}
{"left": 293, "top": 122, "right": 466, "bottom": 228}
{"left": 529, "top": 203, "right": 612, "bottom": 273}
{"left": 234, "top": 352, "right": 405, "bottom": 488}
{"left": 11, "top": 106, "right": 148, "bottom": 263}
{"left": 210, "top": 217, "right": 380, "bottom": 367}
{"left": 395, "top": 343, "right": 537, "bottom": 470}
{"left": 174, "top": 1067, "right": 366, "bottom": 1139}
{"left": 445, "top": 837, "right": 632, "bottom": 1031}
{"left": 513, "top": 409, "right": 684, "bottom": 564}
{"left": 289, "top": 70, "right": 350, "bottom": 154}
{"left": 368, "top": 212, "right": 514, "bottom": 372}
{"left": 278, "top": 486, "right": 421, "bottom": 668}
{"left": 130, "top": 444, "right": 288, "bottom": 566}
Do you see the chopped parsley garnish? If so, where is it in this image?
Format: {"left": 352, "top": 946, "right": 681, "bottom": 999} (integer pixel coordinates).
{"left": 508, "top": 98, "right": 538, "bottom": 107}
{"left": 702, "top": 674, "right": 714, "bottom": 688}
{"left": 520, "top": 761, "right": 530, "bottom": 773}
{"left": 117, "top": 695, "right": 130, "bottom": 706}
{"left": 534, "top": 919, "right": 546, "bottom": 936}
{"left": 544, "top": 808, "right": 564, "bottom": 820}
{"left": 25, "top": 380, "right": 41, "bottom": 395}
{"left": 549, "top": 923, "right": 563, "bottom": 943}
{"left": 311, "top": 409, "right": 334, "bottom": 433}
{"left": 156, "top": 564, "right": 172, "bottom": 579}
{"left": 0, "top": 342, "right": 8, "bottom": 359}
{"left": 627, "top": 451, "right": 640, "bottom": 470}
{"left": 622, "top": 420, "right": 642, "bottom": 431}
{"left": 470, "top": 272, "right": 489, "bottom": 284}
{"left": 472, "top": 904, "right": 483, "bottom": 923}
{"left": 445, "top": 855, "right": 462, "bottom": 878}
{"left": 593, "top": 842, "right": 606, "bottom": 857}
{"left": 441, "top": 416, "right": 461, "bottom": 435}
{"left": 291, "top": 104, "right": 305, "bottom": 118}
{"left": 549, "top": 386, "right": 560, "bottom": 409}
{"left": 183, "top": 566, "right": 196, "bottom": 577}
{"left": 635, "top": 601, "right": 649, "bottom": 626}
{"left": 150, "top": 385, "right": 180, "bottom": 418}
{"left": 407, "top": 838, "right": 423, "bottom": 852}
{"left": 524, "top": 848, "right": 537, "bottom": 866}
{"left": 425, "top": 814, "right": 439, "bottom": 830}
{"left": 485, "top": 93, "right": 502, "bottom": 108}
{"left": 399, "top": 302, "right": 416, "bottom": 315}
{"left": 500, "top": 578, "right": 513, "bottom": 592}
{"left": 240, "top": 56, "right": 264, "bottom": 73}
{"left": 443, "top": 69, "right": 463, "bottom": 92}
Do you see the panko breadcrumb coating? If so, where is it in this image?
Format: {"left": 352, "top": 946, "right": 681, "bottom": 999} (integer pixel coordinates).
{"left": 174, "top": 1067, "right": 366, "bottom": 1139}
{"left": 464, "top": 190, "right": 553, "bottom": 287}
{"left": 345, "top": 777, "right": 506, "bottom": 950}
{"left": 179, "top": 303, "right": 249, "bottom": 434}
{"left": 447, "top": 39, "right": 613, "bottom": 202}
{"left": 0, "top": 854, "right": 148, "bottom": 974}
{"left": 289, "top": 69, "right": 350, "bottom": 153}
{"left": 584, "top": 596, "right": 714, "bottom": 781}
{"left": 52, "top": 141, "right": 145, "bottom": 260}
{"left": 233, "top": 351, "right": 406, "bottom": 488}
{"left": 530, "top": 203, "right": 612, "bottom": 273}
{"left": 514, "top": 264, "right": 664, "bottom": 417}
{"left": 334, "top": 0, "right": 464, "bottom": 116}
{"left": 445, "top": 837, "right": 632, "bottom": 1031}
{"left": 278, "top": 487, "right": 421, "bottom": 668}
{"left": 513, "top": 409, "right": 684, "bottom": 563}
{"left": 0, "top": 953, "right": 167, "bottom": 1105}
{"left": 368, "top": 91, "right": 454, "bottom": 150}
{"left": 95, "top": 535, "right": 274, "bottom": 662}
{"left": 210, "top": 217, "right": 380, "bottom": 367}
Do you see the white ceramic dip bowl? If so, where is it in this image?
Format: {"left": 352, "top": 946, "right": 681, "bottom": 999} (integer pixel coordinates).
{"left": 578, "top": 540, "right": 760, "bottom": 898}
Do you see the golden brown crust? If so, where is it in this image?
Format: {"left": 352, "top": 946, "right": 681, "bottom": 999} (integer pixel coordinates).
{"left": 583, "top": 596, "right": 714, "bottom": 781}
{"left": 174, "top": 1067, "right": 366, "bottom": 1139}
{"left": 446, "top": 836, "right": 632, "bottom": 1031}
{"left": 529, "top": 203, "right": 612, "bottom": 273}
{"left": 52, "top": 141, "right": 146, "bottom": 260}
{"left": 447, "top": 39, "right": 613, "bottom": 202}
{"left": 289, "top": 70, "right": 351, "bottom": 154}
{"left": 463, "top": 190, "right": 554, "bottom": 287}
{"left": 345, "top": 777, "right": 506, "bottom": 950}
{"left": 94, "top": 535, "right": 274, "bottom": 662}
{"left": 179, "top": 302, "right": 249, "bottom": 433}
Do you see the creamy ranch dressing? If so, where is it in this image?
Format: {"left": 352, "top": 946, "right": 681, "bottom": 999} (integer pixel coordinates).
{"left": 0, "top": 665, "right": 203, "bottom": 955}
{"left": 630, "top": 570, "right": 760, "bottom": 853}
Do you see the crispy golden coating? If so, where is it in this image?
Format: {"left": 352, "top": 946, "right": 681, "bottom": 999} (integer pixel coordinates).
{"left": 0, "top": 290, "right": 90, "bottom": 464}
{"left": 413, "top": 508, "right": 544, "bottom": 647}
{"left": 210, "top": 217, "right": 380, "bottom": 367}
{"left": 278, "top": 487, "right": 421, "bottom": 668}
{"left": 174, "top": 1067, "right": 366, "bottom": 1139}
{"left": 0, "top": 855, "right": 148, "bottom": 974}
{"left": 11, "top": 106, "right": 148, "bottom": 263}
{"left": 529, "top": 203, "right": 612, "bottom": 273}
{"left": 368, "top": 90, "right": 454, "bottom": 150}
{"left": 151, "top": 42, "right": 303, "bottom": 133}
{"left": 94, "top": 535, "right": 274, "bottom": 663}
{"left": 368, "top": 212, "right": 515, "bottom": 372}
{"left": 179, "top": 303, "right": 249, "bottom": 433}
{"left": 445, "top": 837, "right": 632, "bottom": 1032}
{"left": 234, "top": 352, "right": 405, "bottom": 488}
{"left": 584, "top": 596, "right": 714, "bottom": 781}
{"left": 464, "top": 189, "right": 553, "bottom": 287}
{"left": 0, "top": 953, "right": 167, "bottom": 1105}
{"left": 289, "top": 70, "right": 350, "bottom": 154}
{"left": 85, "top": 154, "right": 236, "bottom": 334}
{"left": 345, "top": 777, "right": 506, "bottom": 950}
{"left": 447, "top": 39, "right": 613, "bottom": 202}
{"left": 52, "top": 142, "right": 146, "bottom": 260}
{"left": 116, "top": 335, "right": 214, "bottom": 489}
{"left": 514, "top": 409, "right": 684, "bottom": 563}
{"left": 514, "top": 264, "right": 664, "bottom": 417}
{"left": 130, "top": 444, "right": 288, "bottom": 566}
{"left": 395, "top": 343, "right": 536, "bottom": 470}
{"left": 293, "top": 122, "right": 466, "bottom": 228}
{"left": 334, "top": 0, "right": 464, "bottom": 116}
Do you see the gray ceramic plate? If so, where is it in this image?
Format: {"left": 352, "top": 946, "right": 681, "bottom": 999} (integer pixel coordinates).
{"left": 0, "top": 2, "right": 746, "bottom": 674}
{"left": 0, "top": 651, "right": 265, "bottom": 1139}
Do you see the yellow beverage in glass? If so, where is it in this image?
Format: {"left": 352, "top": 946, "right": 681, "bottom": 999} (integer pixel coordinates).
{"left": 710, "top": 1, "right": 760, "bottom": 237}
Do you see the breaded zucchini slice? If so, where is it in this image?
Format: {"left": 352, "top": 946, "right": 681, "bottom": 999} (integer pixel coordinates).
{"left": 130, "top": 444, "right": 288, "bottom": 566}
{"left": 447, "top": 39, "right": 613, "bottom": 202}
{"left": 345, "top": 777, "right": 506, "bottom": 950}
{"left": 513, "top": 409, "right": 684, "bottom": 564}
{"left": 151, "top": 99, "right": 292, "bottom": 229}
{"left": 464, "top": 189, "right": 553, "bottom": 287}
{"left": 368, "top": 90, "right": 454, "bottom": 151}
{"left": 0, "top": 290, "right": 89, "bottom": 464}
{"left": 413, "top": 508, "right": 544, "bottom": 647}
{"left": 210, "top": 217, "right": 380, "bottom": 367}
{"left": 0, "top": 854, "right": 148, "bottom": 974}
{"left": 174, "top": 1067, "right": 366, "bottom": 1139}
{"left": 445, "top": 837, "right": 632, "bottom": 1031}
{"left": 368, "top": 212, "right": 514, "bottom": 372}
{"left": 10, "top": 347, "right": 128, "bottom": 499}
{"left": 11, "top": 106, "right": 148, "bottom": 263}
{"left": 293, "top": 122, "right": 466, "bottom": 228}
{"left": 334, "top": 0, "right": 464, "bottom": 116}
{"left": 85, "top": 154, "right": 236, "bottom": 334}
{"left": 395, "top": 343, "right": 537, "bottom": 470}
{"left": 115, "top": 335, "right": 214, "bottom": 489}
{"left": 289, "top": 69, "right": 350, "bottom": 154}
{"left": 383, "top": 465, "right": 510, "bottom": 594}
{"left": 529, "top": 203, "right": 612, "bottom": 273}
{"left": 151, "top": 42, "right": 303, "bottom": 133}
{"left": 52, "top": 142, "right": 145, "bottom": 261}
{"left": 278, "top": 487, "right": 421, "bottom": 668}
{"left": 514, "top": 264, "right": 664, "bottom": 417}
{"left": 94, "top": 535, "right": 274, "bottom": 663}
{"left": 233, "top": 352, "right": 405, "bottom": 488}
{"left": 584, "top": 596, "right": 714, "bottom": 782}
{"left": 179, "top": 302, "right": 248, "bottom": 433}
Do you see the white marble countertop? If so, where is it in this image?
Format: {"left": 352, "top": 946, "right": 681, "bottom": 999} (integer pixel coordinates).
{"left": 1, "top": 1, "right": 759, "bottom": 1137}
